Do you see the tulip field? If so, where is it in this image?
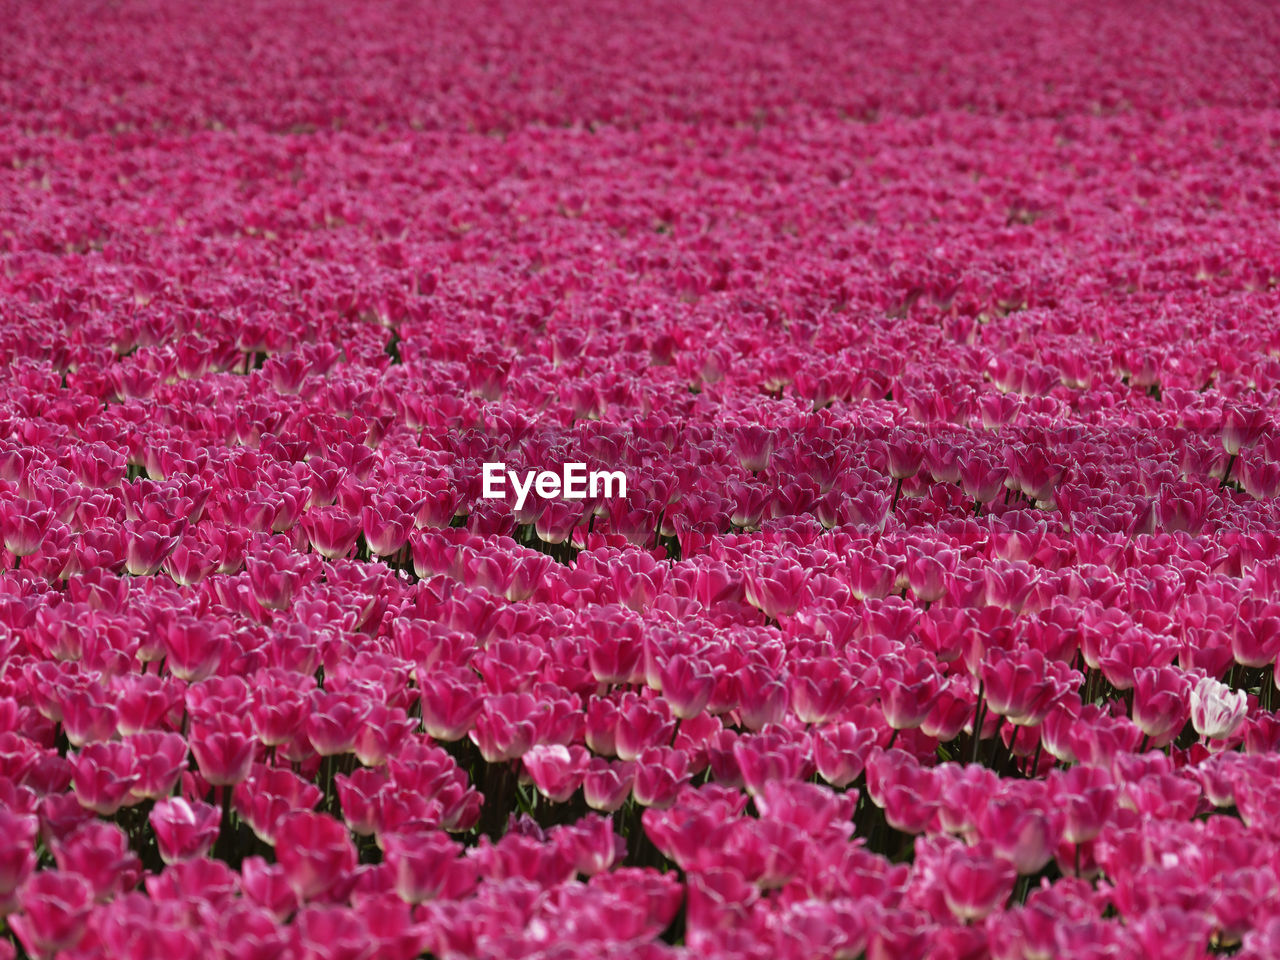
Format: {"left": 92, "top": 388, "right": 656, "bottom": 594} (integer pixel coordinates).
{"left": 3, "top": 0, "right": 1280, "bottom": 957}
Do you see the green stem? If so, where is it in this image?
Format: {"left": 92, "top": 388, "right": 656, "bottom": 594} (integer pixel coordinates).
{"left": 1221, "top": 453, "right": 1238, "bottom": 489}
{"left": 969, "top": 681, "right": 986, "bottom": 766}
{"left": 989, "top": 715, "right": 1006, "bottom": 769}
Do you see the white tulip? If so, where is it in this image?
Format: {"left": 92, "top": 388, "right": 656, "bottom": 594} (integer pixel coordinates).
{"left": 1190, "top": 676, "right": 1247, "bottom": 740}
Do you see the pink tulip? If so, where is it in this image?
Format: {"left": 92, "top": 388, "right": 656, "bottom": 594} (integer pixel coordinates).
{"left": 55, "top": 818, "right": 141, "bottom": 903}
{"left": 59, "top": 686, "right": 117, "bottom": 748}
{"left": 523, "top": 744, "right": 590, "bottom": 803}
{"left": 654, "top": 654, "right": 718, "bottom": 719}
{"left": 361, "top": 501, "right": 413, "bottom": 558}
{"left": 163, "top": 538, "right": 220, "bottom": 585}
{"left": 149, "top": 797, "right": 221, "bottom": 863}
{"left": 905, "top": 551, "right": 949, "bottom": 604}
{"left": 1131, "top": 667, "right": 1190, "bottom": 745}
{"left": 470, "top": 693, "right": 539, "bottom": 762}
{"left": 70, "top": 741, "right": 140, "bottom": 816}
{"left": 582, "top": 758, "right": 637, "bottom": 812}
{"left": 614, "top": 696, "right": 677, "bottom": 762}
{"left": 9, "top": 871, "right": 94, "bottom": 957}
{"left": 189, "top": 714, "right": 257, "bottom": 786}
{"left": 305, "top": 690, "right": 371, "bottom": 757}
{"left": 161, "top": 618, "right": 226, "bottom": 682}
{"left": 240, "top": 857, "right": 299, "bottom": 921}
{"left": 938, "top": 839, "right": 1016, "bottom": 921}
{"left": 123, "top": 524, "right": 179, "bottom": 576}
{"left": 274, "top": 811, "right": 358, "bottom": 902}
{"left": 733, "top": 425, "right": 775, "bottom": 472}
{"left": 1223, "top": 406, "right": 1269, "bottom": 456}
{"left": 1053, "top": 766, "right": 1117, "bottom": 845}
{"left": 978, "top": 790, "right": 1062, "bottom": 875}
{"left": 383, "top": 828, "right": 465, "bottom": 903}
{"left": 981, "top": 649, "right": 1075, "bottom": 727}
{"left": 235, "top": 765, "right": 324, "bottom": 844}
{"left": 631, "top": 747, "right": 692, "bottom": 808}
{"left": 881, "top": 670, "right": 941, "bottom": 732}
{"left": 743, "top": 559, "right": 809, "bottom": 620}
{"left": 249, "top": 676, "right": 312, "bottom": 746}
{"left": 0, "top": 808, "right": 38, "bottom": 914}
{"left": 113, "top": 675, "right": 184, "bottom": 737}
{"left": 302, "top": 506, "right": 362, "bottom": 559}
{"left": 813, "top": 722, "right": 877, "bottom": 788}
{"left": 1, "top": 502, "right": 51, "bottom": 557}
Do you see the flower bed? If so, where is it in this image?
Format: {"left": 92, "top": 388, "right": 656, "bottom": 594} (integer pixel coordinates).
{"left": 2, "top": 1, "right": 1280, "bottom": 957}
